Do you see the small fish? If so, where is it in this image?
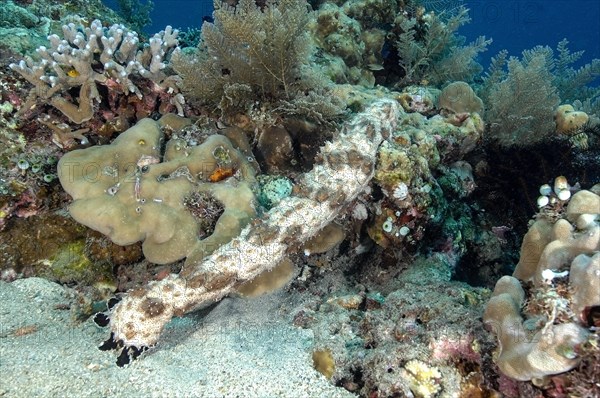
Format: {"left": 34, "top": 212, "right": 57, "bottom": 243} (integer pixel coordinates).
{"left": 137, "top": 155, "right": 160, "bottom": 168}
{"left": 209, "top": 167, "right": 234, "bottom": 182}
{"left": 367, "top": 64, "right": 384, "bottom": 71}
{"left": 66, "top": 68, "right": 80, "bottom": 78}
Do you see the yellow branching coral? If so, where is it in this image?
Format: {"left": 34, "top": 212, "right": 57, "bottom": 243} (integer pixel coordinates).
{"left": 403, "top": 359, "right": 442, "bottom": 398}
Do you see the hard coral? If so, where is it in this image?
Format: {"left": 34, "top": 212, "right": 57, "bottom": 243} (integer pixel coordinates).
{"left": 555, "top": 104, "right": 589, "bottom": 135}
{"left": 10, "top": 17, "right": 183, "bottom": 132}
{"left": 437, "top": 81, "right": 483, "bottom": 116}
{"left": 484, "top": 186, "right": 600, "bottom": 385}
{"left": 368, "top": 90, "right": 484, "bottom": 251}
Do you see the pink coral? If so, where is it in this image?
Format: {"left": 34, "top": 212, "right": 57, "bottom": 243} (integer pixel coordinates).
{"left": 430, "top": 334, "right": 481, "bottom": 363}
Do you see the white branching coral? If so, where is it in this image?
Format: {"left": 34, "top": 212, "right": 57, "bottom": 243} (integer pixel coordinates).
{"left": 10, "top": 17, "right": 182, "bottom": 124}
{"left": 105, "top": 100, "right": 400, "bottom": 361}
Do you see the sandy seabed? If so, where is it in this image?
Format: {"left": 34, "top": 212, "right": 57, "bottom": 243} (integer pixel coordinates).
{"left": 0, "top": 278, "right": 352, "bottom": 398}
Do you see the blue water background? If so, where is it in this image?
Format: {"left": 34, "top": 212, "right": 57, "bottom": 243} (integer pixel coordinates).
{"left": 461, "top": 0, "right": 600, "bottom": 67}
{"left": 102, "top": 0, "right": 600, "bottom": 67}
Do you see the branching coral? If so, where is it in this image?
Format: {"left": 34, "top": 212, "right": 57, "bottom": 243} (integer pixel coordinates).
{"left": 10, "top": 17, "right": 183, "bottom": 129}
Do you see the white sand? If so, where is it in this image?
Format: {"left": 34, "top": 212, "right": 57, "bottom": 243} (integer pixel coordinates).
{"left": 0, "top": 278, "right": 354, "bottom": 398}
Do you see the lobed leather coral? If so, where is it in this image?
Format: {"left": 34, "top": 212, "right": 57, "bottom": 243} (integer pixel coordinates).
{"left": 57, "top": 117, "right": 257, "bottom": 266}
{"left": 484, "top": 184, "right": 600, "bottom": 383}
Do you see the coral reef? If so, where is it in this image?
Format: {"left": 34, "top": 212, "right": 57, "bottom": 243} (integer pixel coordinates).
{"left": 294, "top": 251, "right": 498, "bottom": 397}
{"left": 481, "top": 49, "right": 560, "bottom": 147}
{"left": 9, "top": 16, "right": 183, "bottom": 145}
{"left": 102, "top": 99, "right": 398, "bottom": 361}
{"left": 367, "top": 82, "right": 484, "bottom": 254}
{"left": 172, "top": 0, "right": 343, "bottom": 124}
{"left": 0, "top": 97, "right": 64, "bottom": 233}
{"left": 392, "top": 6, "right": 490, "bottom": 86}
{"left": 480, "top": 40, "right": 600, "bottom": 147}
{"left": 555, "top": 104, "right": 591, "bottom": 149}
{"left": 0, "top": 1, "right": 40, "bottom": 30}
{"left": 113, "top": 0, "right": 154, "bottom": 33}
{"left": 484, "top": 182, "right": 599, "bottom": 386}
{"left": 555, "top": 104, "right": 589, "bottom": 135}
{"left": 437, "top": 81, "right": 483, "bottom": 116}
{"left": 0, "top": 0, "right": 125, "bottom": 56}
{"left": 552, "top": 39, "right": 600, "bottom": 107}
{"left": 309, "top": 1, "right": 489, "bottom": 88}
{"left": 1, "top": 0, "right": 599, "bottom": 394}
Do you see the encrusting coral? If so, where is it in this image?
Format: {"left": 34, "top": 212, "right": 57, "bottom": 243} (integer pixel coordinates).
{"left": 484, "top": 182, "right": 600, "bottom": 383}
{"left": 365, "top": 82, "right": 484, "bottom": 251}
{"left": 101, "top": 99, "right": 399, "bottom": 363}
{"left": 57, "top": 116, "right": 257, "bottom": 266}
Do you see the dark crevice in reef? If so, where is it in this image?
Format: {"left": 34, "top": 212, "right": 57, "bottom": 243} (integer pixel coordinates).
{"left": 471, "top": 138, "right": 600, "bottom": 237}
{"left": 451, "top": 137, "right": 600, "bottom": 288}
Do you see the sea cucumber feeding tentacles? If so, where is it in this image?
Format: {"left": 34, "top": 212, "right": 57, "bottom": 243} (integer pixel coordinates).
{"left": 103, "top": 99, "right": 401, "bottom": 365}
